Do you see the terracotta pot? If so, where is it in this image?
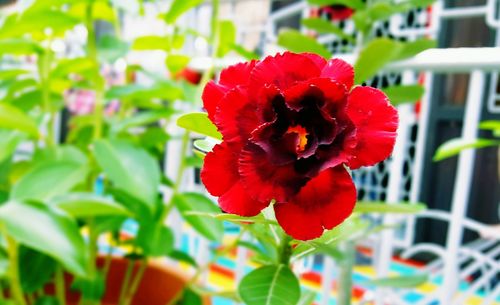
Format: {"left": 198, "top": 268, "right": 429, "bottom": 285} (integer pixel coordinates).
{"left": 60, "top": 257, "right": 204, "bottom": 305}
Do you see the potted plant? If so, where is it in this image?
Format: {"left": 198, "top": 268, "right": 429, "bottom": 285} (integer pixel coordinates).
{"left": 0, "top": 0, "right": 256, "bottom": 304}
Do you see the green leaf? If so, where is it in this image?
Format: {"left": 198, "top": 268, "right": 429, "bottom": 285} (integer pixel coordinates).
{"left": 354, "top": 202, "right": 426, "bottom": 214}
{"left": 168, "top": 250, "right": 198, "bottom": 267}
{"left": 354, "top": 38, "right": 403, "bottom": 84}
{"left": 34, "top": 145, "right": 88, "bottom": 165}
{"left": 193, "top": 139, "right": 217, "bottom": 153}
{"left": 136, "top": 224, "right": 174, "bottom": 257}
{"left": 0, "top": 103, "right": 39, "bottom": 138}
{"left": 92, "top": 216, "right": 127, "bottom": 236}
{"left": 177, "top": 287, "right": 203, "bottom": 305}
{"left": 173, "top": 193, "right": 224, "bottom": 242}
{"left": 479, "top": 120, "right": 500, "bottom": 136}
{"left": 433, "top": 138, "right": 499, "bottom": 161}
{"left": 185, "top": 155, "right": 203, "bottom": 168}
{"left": 366, "top": 3, "right": 397, "bottom": 21}
{"left": 0, "top": 38, "right": 43, "bottom": 55}
{"left": 217, "top": 20, "right": 236, "bottom": 57}
{"left": 184, "top": 212, "right": 277, "bottom": 225}
{"left": 11, "top": 161, "right": 88, "bottom": 202}
{"left": 231, "top": 44, "right": 260, "bottom": 60}
{"left": 111, "top": 110, "right": 173, "bottom": 133}
{"left": 132, "top": 36, "right": 171, "bottom": 51}
{"left": 366, "top": 274, "right": 428, "bottom": 288}
{"left": 108, "top": 188, "right": 153, "bottom": 222}
{"left": 177, "top": 112, "right": 222, "bottom": 139}
{"left": 0, "top": 201, "right": 88, "bottom": 276}
{"left": 239, "top": 265, "right": 301, "bottom": 305}
{"left": 34, "top": 297, "right": 59, "bottom": 305}
{"left": 69, "top": 1, "right": 117, "bottom": 22}
{"left": 8, "top": 90, "right": 43, "bottom": 112}
{"left": 0, "top": 69, "right": 30, "bottom": 80}
{"left": 0, "top": 10, "right": 80, "bottom": 39}
{"left": 71, "top": 272, "right": 105, "bottom": 301}
{"left": 166, "top": 54, "right": 190, "bottom": 74}
{"left": 93, "top": 139, "right": 161, "bottom": 210}
{"left": 306, "top": 0, "right": 365, "bottom": 9}
{"left": 301, "top": 18, "right": 354, "bottom": 42}
{"left": 297, "top": 290, "right": 316, "bottom": 305}
{"left": 51, "top": 193, "right": 130, "bottom": 218}
{"left": 163, "top": 0, "right": 204, "bottom": 24}
{"left": 97, "top": 35, "right": 129, "bottom": 63}
{"left": 0, "top": 130, "right": 25, "bottom": 164}
{"left": 383, "top": 85, "right": 425, "bottom": 105}
{"left": 277, "top": 29, "right": 331, "bottom": 59}
{"left": 106, "top": 82, "right": 183, "bottom": 101}
{"left": 394, "top": 39, "right": 436, "bottom": 61}
{"left": 51, "top": 57, "right": 97, "bottom": 79}
{"left": 19, "top": 247, "right": 56, "bottom": 293}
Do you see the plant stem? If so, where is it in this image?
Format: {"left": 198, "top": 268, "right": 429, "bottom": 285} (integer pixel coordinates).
{"left": 26, "top": 293, "right": 34, "bottom": 305}
{"left": 122, "top": 259, "right": 148, "bottom": 305}
{"left": 85, "top": 1, "right": 105, "bottom": 141}
{"left": 160, "top": 130, "right": 190, "bottom": 222}
{"left": 55, "top": 266, "right": 67, "bottom": 305}
{"left": 0, "top": 283, "right": 5, "bottom": 300}
{"left": 278, "top": 234, "right": 293, "bottom": 266}
{"left": 337, "top": 241, "right": 355, "bottom": 305}
{"left": 38, "top": 49, "right": 54, "bottom": 147}
{"left": 5, "top": 236, "right": 27, "bottom": 305}
{"left": 117, "top": 259, "right": 135, "bottom": 305}
{"left": 165, "top": 228, "right": 247, "bottom": 305}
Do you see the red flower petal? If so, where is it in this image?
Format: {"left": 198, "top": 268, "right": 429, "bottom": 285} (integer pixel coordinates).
{"left": 238, "top": 143, "right": 307, "bottom": 203}
{"left": 200, "top": 143, "right": 239, "bottom": 197}
{"left": 203, "top": 61, "right": 257, "bottom": 121}
{"left": 274, "top": 166, "right": 357, "bottom": 240}
{"left": 218, "top": 181, "right": 269, "bottom": 216}
{"left": 250, "top": 52, "right": 323, "bottom": 91}
{"left": 302, "top": 53, "right": 327, "bottom": 70}
{"left": 215, "top": 87, "right": 260, "bottom": 147}
{"left": 284, "top": 78, "right": 346, "bottom": 112}
{"left": 219, "top": 60, "right": 257, "bottom": 88}
{"left": 346, "top": 86, "right": 398, "bottom": 169}
{"left": 320, "top": 59, "right": 354, "bottom": 91}
{"left": 202, "top": 81, "right": 226, "bottom": 121}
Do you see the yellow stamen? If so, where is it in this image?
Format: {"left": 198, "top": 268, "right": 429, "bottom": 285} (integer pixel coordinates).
{"left": 286, "top": 125, "right": 309, "bottom": 152}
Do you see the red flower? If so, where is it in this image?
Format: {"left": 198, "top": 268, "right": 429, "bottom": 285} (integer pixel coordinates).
{"left": 174, "top": 67, "right": 203, "bottom": 85}
{"left": 321, "top": 5, "right": 354, "bottom": 21}
{"left": 201, "top": 52, "right": 398, "bottom": 240}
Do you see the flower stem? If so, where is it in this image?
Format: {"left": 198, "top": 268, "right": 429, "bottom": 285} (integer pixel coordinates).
{"left": 121, "top": 259, "right": 148, "bottom": 305}
{"left": 5, "top": 235, "right": 27, "bottom": 305}
{"left": 0, "top": 282, "right": 5, "bottom": 300}
{"left": 278, "top": 234, "right": 293, "bottom": 266}
{"left": 160, "top": 130, "right": 190, "bottom": 222}
{"left": 85, "top": 1, "right": 105, "bottom": 141}
{"left": 55, "top": 265, "right": 67, "bottom": 305}
{"left": 38, "top": 49, "right": 54, "bottom": 147}
{"left": 337, "top": 241, "right": 355, "bottom": 305}
{"left": 117, "top": 259, "right": 135, "bottom": 305}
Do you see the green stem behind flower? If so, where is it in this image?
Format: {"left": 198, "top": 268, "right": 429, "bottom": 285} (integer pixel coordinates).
{"left": 337, "top": 240, "right": 355, "bottom": 305}
{"left": 117, "top": 259, "right": 135, "bottom": 305}
{"left": 278, "top": 235, "right": 293, "bottom": 266}
{"left": 55, "top": 265, "right": 67, "bottom": 305}
{"left": 38, "top": 49, "right": 55, "bottom": 147}
{"left": 121, "top": 259, "right": 148, "bottom": 305}
{"left": 5, "top": 235, "right": 27, "bottom": 305}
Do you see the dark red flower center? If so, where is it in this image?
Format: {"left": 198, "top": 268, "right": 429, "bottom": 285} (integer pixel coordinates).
{"left": 250, "top": 86, "right": 354, "bottom": 180}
